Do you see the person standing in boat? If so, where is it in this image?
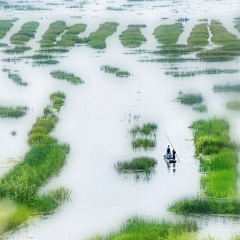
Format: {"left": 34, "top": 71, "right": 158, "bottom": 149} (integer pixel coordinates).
{"left": 166, "top": 145, "right": 171, "bottom": 156}
{"left": 172, "top": 149, "right": 176, "bottom": 160}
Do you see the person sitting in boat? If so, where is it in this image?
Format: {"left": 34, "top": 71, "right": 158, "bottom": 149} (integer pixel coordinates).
{"left": 166, "top": 145, "right": 171, "bottom": 157}
{"left": 172, "top": 149, "right": 176, "bottom": 160}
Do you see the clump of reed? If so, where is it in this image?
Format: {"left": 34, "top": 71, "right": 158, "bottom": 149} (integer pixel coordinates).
{"left": 4, "top": 46, "right": 31, "bottom": 54}
{"left": 197, "top": 20, "right": 240, "bottom": 61}
{"left": 50, "top": 70, "right": 83, "bottom": 84}
{"left": 187, "top": 24, "right": 209, "bottom": 46}
{"left": 226, "top": 101, "right": 240, "bottom": 110}
{"left": 192, "top": 104, "right": 207, "bottom": 113}
{"left": 119, "top": 24, "right": 147, "bottom": 48}
{"left": 8, "top": 72, "right": 28, "bottom": 86}
{"left": 57, "top": 24, "right": 86, "bottom": 47}
{"left": 22, "top": 54, "right": 53, "bottom": 59}
{"left": 101, "top": 65, "right": 130, "bottom": 77}
{"left": 87, "top": 22, "right": 118, "bottom": 49}
{"left": 213, "top": 84, "right": 240, "bottom": 92}
{"left": 33, "top": 60, "right": 59, "bottom": 65}
{"left": 0, "top": 106, "right": 27, "bottom": 118}
{"left": 131, "top": 123, "right": 157, "bottom": 135}
{"left": 177, "top": 93, "right": 203, "bottom": 105}
{"left": 38, "top": 48, "right": 69, "bottom": 53}
{"left": 0, "top": 19, "right": 16, "bottom": 39}
{"left": 40, "top": 21, "right": 68, "bottom": 48}
{"left": 10, "top": 21, "right": 39, "bottom": 44}
{"left": 117, "top": 157, "right": 157, "bottom": 172}
{"left": 91, "top": 217, "right": 198, "bottom": 240}
{"left": 48, "top": 187, "right": 72, "bottom": 202}
{"left": 50, "top": 91, "right": 66, "bottom": 111}
{"left": 132, "top": 139, "right": 155, "bottom": 149}
{"left": 153, "top": 23, "right": 183, "bottom": 45}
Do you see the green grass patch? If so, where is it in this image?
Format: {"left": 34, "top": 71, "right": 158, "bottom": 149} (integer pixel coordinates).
{"left": 87, "top": 22, "right": 118, "bottom": 49}
{"left": 119, "top": 24, "right": 147, "bottom": 48}
{"left": 177, "top": 93, "right": 203, "bottom": 105}
{"left": 132, "top": 139, "right": 155, "bottom": 149}
{"left": 10, "top": 21, "right": 39, "bottom": 44}
{"left": 50, "top": 70, "right": 83, "bottom": 84}
{"left": 213, "top": 84, "right": 240, "bottom": 92}
{"left": 192, "top": 104, "right": 207, "bottom": 113}
{"left": 117, "top": 157, "right": 157, "bottom": 172}
{"left": 197, "top": 20, "right": 240, "bottom": 61}
{"left": 153, "top": 23, "right": 183, "bottom": 45}
{"left": 8, "top": 72, "right": 28, "bottom": 86}
{"left": 0, "top": 19, "right": 16, "bottom": 39}
{"left": 33, "top": 60, "right": 59, "bottom": 65}
{"left": 226, "top": 101, "right": 240, "bottom": 110}
{"left": 40, "top": 21, "right": 68, "bottom": 48}
{"left": 50, "top": 91, "right": 66, "bottom": 111}
{"left": 4, "top": 46, "right": 31, "bottom": 54}
{"left": 187, "top": 24, "right": 209, "bottom": 46}
{"left": 91, "top": 217, "right": 198, "bottom": 240}
{"left": 131, "top": 123, "right": 157, "bottom": 135}
{"left": 22, "top": 54, "right": 53, "bottom": 60}
{"left": 101, "top": 65, "right": 130, "bottom": 77}
{"left": 37, "top": 48, "right": 69, "bottom": 53}
{"left": 57, "top": 23, "right": 86, "bottom": 47}
{"left": 0, "top": 106, "right": 27, "bottom": 118}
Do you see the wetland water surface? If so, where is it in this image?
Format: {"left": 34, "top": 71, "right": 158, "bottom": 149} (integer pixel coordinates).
{"left": 1, "top": 0, "right": 240, "bottom": 239}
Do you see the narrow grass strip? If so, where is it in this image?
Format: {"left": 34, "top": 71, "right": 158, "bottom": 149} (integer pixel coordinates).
{"left": 187, "top": 24, "right": 209, "bottom": 46}
{"left": 132, "top": 139, "right": 155, "bottom": 149}
{"left": 131, "top": 123, "right": 157, "bottom": 135}
{"left": 8, "top": 72, "right": 28, "bottom": 86}
{"left": 177, "top": 93, "right": 203, "bottom": 105}
{"left": 101, "top": 65, "right": 130, "bottom": 77}
{"left": 0, "top": 106, "right": 27, "bottom": 118}
{"left": 87, "top": 22, "right": 118, "bottom": 49}
{"left": 213, "top": 84, "right": 240, "bottom": 92}
{"left": 50, "top": 70, "right": 83, "bottom": 84}
{"left": 0, "top": 19, "right": 17, "bottom": 39}
{"left": 4, "top": 46, "right": 31, "bottom": 54}
{"left": 119, "top": 24, "right": 147, "bottom": 48}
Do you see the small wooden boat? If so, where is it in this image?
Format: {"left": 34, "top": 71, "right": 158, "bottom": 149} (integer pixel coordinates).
{"left": 163, "top": 154, "right": 177, "bottom": 163}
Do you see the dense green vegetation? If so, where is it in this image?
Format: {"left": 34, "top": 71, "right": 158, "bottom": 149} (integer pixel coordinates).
{"left": 0, "top": 106, "right": 27, "bottom": 118}
{"left": 153, "top": 23, "right": 183, "bottom": 45}
{"left": 0, "top": 92, "right": 69, "bottom": 234}
{"left": 177, "top": 93, "right": 203, "bottom": 105}
{"left": 8, "top": 72, "right": 28, "bottom": 86}
{"left": 50, "top": 70, "right": 83, "bottom": 84}
{"left": 91, "top": 217, "right": 198, "bottom": 240}
{"left": 119, "top": 24, "right": 147, "bottom": 48}
{"left": 57, "top": 24, "right": 86, "bottom": 47}
{"left": 87, "top": 22, "right": 118, "bottom": 49}
{"left": 101, "top": 65, "right": 130, "bottom": 77}
{"left": 10, "top": 21, "right": 39, "bottom": 44}
{"left": 117, "top": 157, "right": 157, "bottom": 172}
{"left": 187, "top": 24, "right": 209, "bottom": 46}
{"left": 4, "top": 46, "right": 31, "bottom": 54}
{"left": 131, "top": 123, "right": 157, "bottom": 135}
{"left": 0, "top": 19, "right": 16, "bottom": 39}
{"left": 226, "top": 101, "right": 240, "bottom": 110}
{"left": 40, "top": 21, "right": 68, "bottom": 48}
{"left": 213, "top": 84, "right": 240, "bottom": 92}
{"left": 197, "top": 20, "right": 240, "bottom": 61}
{"left": 132, "top": 139, "right": 155, "bottom": 149}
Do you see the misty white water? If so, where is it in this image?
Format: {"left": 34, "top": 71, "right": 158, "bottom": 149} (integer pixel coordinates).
{"left": 0, "top": 0, "right": 240, "bottom": 239}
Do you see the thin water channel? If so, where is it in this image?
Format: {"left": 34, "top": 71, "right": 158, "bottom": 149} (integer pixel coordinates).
{"left": 1, "top": 0, "right": 240, "bottom": 239}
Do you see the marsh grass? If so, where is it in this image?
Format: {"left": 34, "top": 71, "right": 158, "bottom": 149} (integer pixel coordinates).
{"left": 92, "top": 217, "right": 198, "bottom": 240}
{"left": 4, "top": 46, "right": 31, "bottom": 54}
{"left": 235, "top": 19, "right": 240, "bottom": 32}
{"left": 0, "top": 20, "right": 15, "bottom": 39}
{"left": 153, "top": 23, "right": 183, "bottom": 45}
{"left": 101, "top": 65, "right": 130, "bottom": 77}
{"left": 177, "top": 93, "right": 203, "bottom": 105}
{"left": 57, "top": 24, "right": 86, "bottom": 47}
{"left": 213, "top": 84, "right": 240, "bottom": 92}
{"left": 8, "top": 72, "right": 28, "bottom": 86}
{"left": 38, "top": 48, "right": 69, "bottom": 53}
{"left": 87, "top": 22, "right": 118, "bottom": 49}
{"left": 50, "top": 92, "right": 66, "bottom": 111}
{"left": 0, "top": 106, "right": 27, "bottom": 118}
{"left": 119, "top": 24, "right": 147, "bottom": 48}
{"left": 226, "top": 101, "right": 240, "bottom": 110}
{"left": 10, "top": 21, "right": 39, "bottom": 44}
{"left": 50, "top": 70, "right": 83, "bottom": 84}
{"left": 192, "top": 104, "right": 207, "bottom": 113}
{"left": 131, "top": 123, "right": 157, "bottom": 135}
{"left": 23, "top": 54, "right": 54, "bottom": 60}
{"left": 40, "top": 21, "right": 68, "bottom": 48}
{"left": 117, "top": 157, "right": 157, "bottom": 172}
{"left": 48, "top": 187, "right": 72, "bottom": 202}
{"left": 187, "top": 24, "right": 209, "bottom": 46}
{"left": 33, "top": 60, "right": 59, "bottom": 65}
{"left": 132, "top": 139, "right": 155, "bottom": 149}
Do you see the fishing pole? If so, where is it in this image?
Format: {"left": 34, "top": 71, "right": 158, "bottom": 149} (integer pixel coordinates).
{"left": 164, "top": 131, "right": 180, "bottom": 162}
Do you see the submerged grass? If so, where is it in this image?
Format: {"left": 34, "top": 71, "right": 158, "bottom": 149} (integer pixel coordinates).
{"left": 132, "top": 139, "right": 155, "bottom": 149}
{"left": 87, "top": 22, "right": 118, "bottom": 49}
{"left": 119, "top": 24, "right": 147, "bottom": 48}
{"left": 213, "top": 84, "right": 240, "bottom": 92}
{"left": 10, "top": 21, "right": 39, "bottom": 44}
{"left": 4, "top": 46, "right": 31, "bottom": 54}
{"left": 226, "top": 101, "right": 240, "bottom": 110}
{"left": 177, "top": 93, "right": 203, "bottom": 105}
{"left": 101, "top": 65, "right": 130, "bottom": 77}
{"left": 192, "top": 104, "right": 207, "bottom": 113}
{"left": 0, "top": 19, "right": 16, "bottom": 39}
{"left": 0, "top": 106, "right": 27, "bottom": 118}
{"left": 117, "top": 157, "right": 157, "bottom": 172}
{"left": 50, "top": 70, "right": 83, "bottom": 84}
{"left": 131, "top": 123, "right": 157, "bottom": 135}
{"left": 92, "top": 217, "right": 198, "bottom": 240}
{"left": 8, "top": 72, "right": 28, "bottom": 86}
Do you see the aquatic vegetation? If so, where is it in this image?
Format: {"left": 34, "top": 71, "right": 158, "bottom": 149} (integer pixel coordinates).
{"left": 140, "top": 58, "right": 198, "bottom": 63}
{"left": 153, "top": 23, "right": 183, "bottom": 45}
{"left": 2, "top": 58, "right": 22, "bottom": 62}
{"left": 119, "top": 24, "right": 147, "bottom": 48}
{"left": 226, "top": 101, "right": 240, "bottom": 110}
{"left": 50, "top": 92, "right": 66, "bottom": 111}
{"left": 4, "top": 46, "right": 31, "bottom": 54}
{"left": 10, "top": 21, "right": 39, "bottom": 44}
{"left": 0, "top": 106, "right": 27, "bottom": 118}
{"left": 213, "top": 84, "right": 240, "bottom": 92}
{"left": 192, "top": 104, "right": 207, "bottom": 113}
{"left": 131, "top": 123, "right": 157, "bottom": 135}
{"left": 117, "top": 157, "right": 157, "bottom": 172}
{"left": 8, "top": 72, "right": 28, "bottom": 86}
{"left": 40, "top": 21, "right": 68, "bottom": 48}
{"left": 0, "top": 19, "right": 16, "bottom": 39}
{"left": 187, "top": 24, "right": 209, "bottom": 46}
{"left": 132, "top": 139, "right": 155, "bottom": 149}
{"left": 48, "top": 187, "right": 72, "bottom": 202}
{"left": 177, "top": 93, "right": 203, "bottom": 105}
{"left": 197, "top": 20, "right": 240, "bottom": 61}
{"left": 91, "top": 217, "right": 198, "bottom": 240}
{"left": 234, "top": 19, "right": 240, "bottom": 32}
{"left": 38, "top": 48, "right": 69, "bottom": 53}
{"left": 87, "top": 22, "right": 118, "bottom": 49}
{"left": 22, "top": 54, "right": 54, "bottom": 60}
{"left": 57, "top": 23, "right": 86, "bottom": 47}
{"left": 50, "top": 70, "right": 83, "bottom": 84}
{"left": 33, "top": 60, "right": 59, "bottom": 65}
{"left": 101, "top": 65, "right": 130, "bottom": 77}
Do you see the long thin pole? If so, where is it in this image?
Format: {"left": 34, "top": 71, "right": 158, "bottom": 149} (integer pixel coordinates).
{"left": 164, "top": 131, "right": 180, "bottom": 162}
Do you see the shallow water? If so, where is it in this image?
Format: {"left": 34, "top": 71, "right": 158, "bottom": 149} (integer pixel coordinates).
{"left": 1, "top": 0, "right": 240, "bottom": 239}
